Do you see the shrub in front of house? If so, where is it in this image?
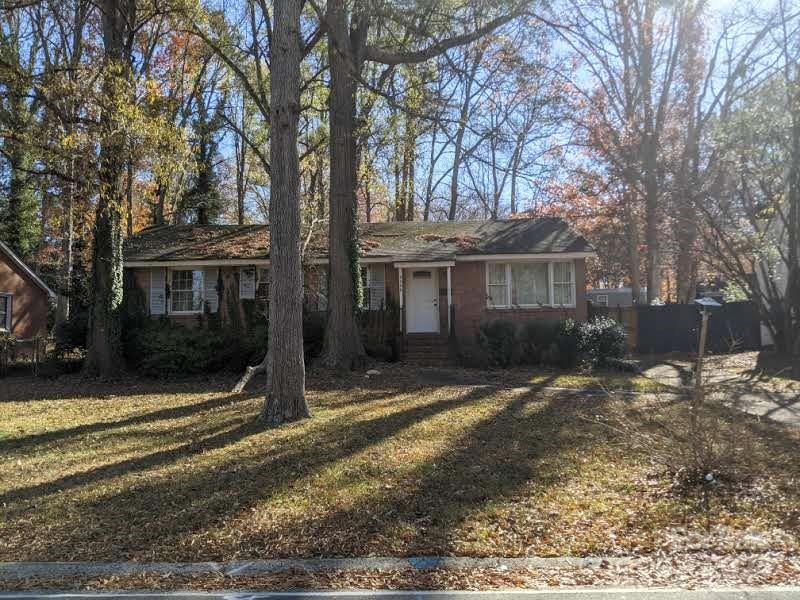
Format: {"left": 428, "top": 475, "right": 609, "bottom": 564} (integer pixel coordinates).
{"left": 124, "top": 319, "right": 268, "bottom": 377}
{"left": 474, "top": 316, "right": 624, "bottom": 369}
{"left": 554, "top": 318, "right": 582, "bottom": 368}
{"left": 579, "top": 316, "right": 627, "bottom": 367}
{"left": 54, "top": 309, "right": 89, "bottom": 355}
{"left": 122, "top": 309, "right": 328, "bottom": 378}
{"left": 518, "top": 320, "right": 560, "bottom": 364}
{"left": 477, "top": 318, "right": 519, "bottom": 367}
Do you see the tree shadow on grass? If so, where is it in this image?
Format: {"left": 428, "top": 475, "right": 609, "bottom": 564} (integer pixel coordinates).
{"left": 245, "top": 384, "right": 614, "bottom": 558}
{"left": 0, "top": 392, "right": 258, "bottom": 454}
{"left": 0, "top": 374, "right": 243, "bottom": 403}
{"left": 7, "top": 381, "right": 514, "bottom": 561}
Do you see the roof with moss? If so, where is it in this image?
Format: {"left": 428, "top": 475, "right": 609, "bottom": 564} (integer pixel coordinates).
{"left": 123, "top": 218, "right": 594, "bottom": 263}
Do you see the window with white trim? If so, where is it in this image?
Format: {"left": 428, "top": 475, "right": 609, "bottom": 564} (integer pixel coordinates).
{"left": 0, "top": 294, "right": 10, "bottom": 331}
{"left": 170, "top": 269, "right": 204, "bottom": 313}
{"left": 486, "top": 261, "right": 576, "bottom": 308}
{"left": 239, "top": 267, "right": 257, "bottom": 299}
{"left": 595, "top": 294, "right": 609, "bottom": 307}
{"left": 256, "top": 267, "right": 270, "bottom": 300}
{"left": 552, "top": 262, "right": 575, "bottom": 306}
{"left": 487, "top": 263, "right": 509, "bottom": 307}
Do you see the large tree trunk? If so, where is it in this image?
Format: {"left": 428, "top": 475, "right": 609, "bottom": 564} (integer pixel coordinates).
{"left": 784, "top": 61, "right": 800, "bottom": 355}
{"left": 624, "top": 187, "right": 642, "bottom": 304}
{"left": 448, "top": 49, "right": 483, "bottom": 221}
{"left": 321, "top": 0, "right": 366, "bottom": 370}
{"left": 261, "top": 0, "right": 309, "bottom": 423}
{"left": 84, "top": 0, "right": 134, "bottom": 377}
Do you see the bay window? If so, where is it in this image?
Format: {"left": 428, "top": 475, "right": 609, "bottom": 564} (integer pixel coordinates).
{"left": 486, "top": 261, "right": 576, "bottom": 308}
{"left": 170, "top": 269, "right": 204, "bottom": 313}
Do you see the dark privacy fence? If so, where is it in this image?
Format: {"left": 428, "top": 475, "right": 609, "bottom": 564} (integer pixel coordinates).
{"left": 589, "top": 301, "right": 762, "bottom": 354}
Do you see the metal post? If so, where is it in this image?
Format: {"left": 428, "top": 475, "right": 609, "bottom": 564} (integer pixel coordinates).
{"left": 695, "top": 308, "right": 710, "bottom": 404}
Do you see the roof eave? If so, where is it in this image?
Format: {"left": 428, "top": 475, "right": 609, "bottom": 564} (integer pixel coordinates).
{"left": 0, "top": 241, "right": 56, "bottom": 298}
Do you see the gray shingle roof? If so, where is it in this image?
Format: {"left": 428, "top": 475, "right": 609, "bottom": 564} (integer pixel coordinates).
{"left": 123, "top": 218, "right": 594, "bottom": 263}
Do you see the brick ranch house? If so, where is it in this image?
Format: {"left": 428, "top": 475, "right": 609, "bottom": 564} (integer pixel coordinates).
{"left": 123, "top": 218, "right": 595, "bottom": 353}
{"left": 0, "top": 241, "right": 56, "bottom": 339}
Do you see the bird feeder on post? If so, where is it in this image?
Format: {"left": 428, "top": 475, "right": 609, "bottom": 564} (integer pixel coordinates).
{"left": 693, "top": 297, "right": 722, "bottom": 406}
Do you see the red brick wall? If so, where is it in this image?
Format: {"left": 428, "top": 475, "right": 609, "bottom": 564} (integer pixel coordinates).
{"left": 129, "top": 257, "right": 589, "bottom": 340}
{"left": 0, "top": 254, "right": 51, "bottom": 339}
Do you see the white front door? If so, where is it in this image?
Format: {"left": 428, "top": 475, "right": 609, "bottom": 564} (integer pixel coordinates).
{"left": 406, "top": 269, "right": 439, "bottom": 333}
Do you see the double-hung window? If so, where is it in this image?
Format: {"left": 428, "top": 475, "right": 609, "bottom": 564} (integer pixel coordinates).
{"left": 0, "top": 294, "right": 11, "bottom": 331}
{"left": 552, "top": 262, "right": 575, "bottom": 306}
{"left": 170, "top": 269, "right": 204, "bottom": 313}
{"left": 487, "top": 261, "right": 575, "bottom": 308}
{"left": 487, "top": 263, "right": 509, "bottom": 308}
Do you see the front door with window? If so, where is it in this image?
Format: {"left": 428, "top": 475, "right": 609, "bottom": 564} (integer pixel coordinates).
{"left": 406, "top": 270, "right": 439, "bottom": 333}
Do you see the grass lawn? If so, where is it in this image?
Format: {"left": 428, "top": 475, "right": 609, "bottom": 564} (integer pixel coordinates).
{"left": 523, "top": 372, "right": 668, "bottom": 393}
{"left": 0, "top": 368, "right": 797, "bottom": 562}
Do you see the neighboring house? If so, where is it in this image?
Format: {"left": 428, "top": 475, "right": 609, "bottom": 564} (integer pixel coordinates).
{"left": 123, "top": 218, "right": 594, "bottom": 348}
{"left": 586, "top": 287, "right": 647, "bottom": 308}
{"left": 756, "top": 214, "right": 789, "bottom": 348}
{"left": 0, "top": 241, "right": 55, "bottom": 338}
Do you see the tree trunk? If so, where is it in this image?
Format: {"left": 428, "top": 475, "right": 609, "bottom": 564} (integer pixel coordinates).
{"left": 624, "top": 187, "right": 642, "bottom": 304}
{"left": 56, "top": 159, "right": 75, "bottom": 325}
{"left": 84, "top": 0, "right": 134, "bottom": 377}
{"left": 236, "top": 94, "right": 247, "bottom": 226}
{"left": 423, "top": 123, "right": 438, "bottom": 221}
{"left": 126, "top": 153, "right": 134, "bottom": 237}
{"left": 510, "top": 130, "right": 525, "bottom": 215}
{"left": 321, "top": 0, "right": 366, "bottom": 370}
{"left": 261, "top": 0, "right": 309, "bottom": 423}
{"left": 784, "top": 61, "right": 800, "bottom": 355}
{"left": 448, "top": 49, "right": 483, "bottom": 221}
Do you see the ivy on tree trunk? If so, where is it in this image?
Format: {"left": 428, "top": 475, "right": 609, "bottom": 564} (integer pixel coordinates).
{"left": 84, "top": 0, "right": 134, "bottom": 377}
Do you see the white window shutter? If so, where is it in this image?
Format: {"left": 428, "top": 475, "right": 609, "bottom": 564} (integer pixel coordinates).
{"left": 150, "top": 268, "right": 166, "bottom": 315}
{"left": 204, "top": 267, "right": 219, "bottom": 313}
{"left": 239, "top": 267, "right": 256, "bottom": 300}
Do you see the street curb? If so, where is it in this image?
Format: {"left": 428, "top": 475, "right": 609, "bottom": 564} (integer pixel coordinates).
{"left": 0, "top": 558, "right": 630, "bottom": 580}
{"left": 3, "top": 587, "right": 800, "bottom": 597}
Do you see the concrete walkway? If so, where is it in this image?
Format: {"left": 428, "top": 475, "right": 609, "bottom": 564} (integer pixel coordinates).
{"left": 1, "top": 589, "right": 799, "bottom": 599}
{"left": 641, "top": 362, "right": 800, "bottom": 427}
